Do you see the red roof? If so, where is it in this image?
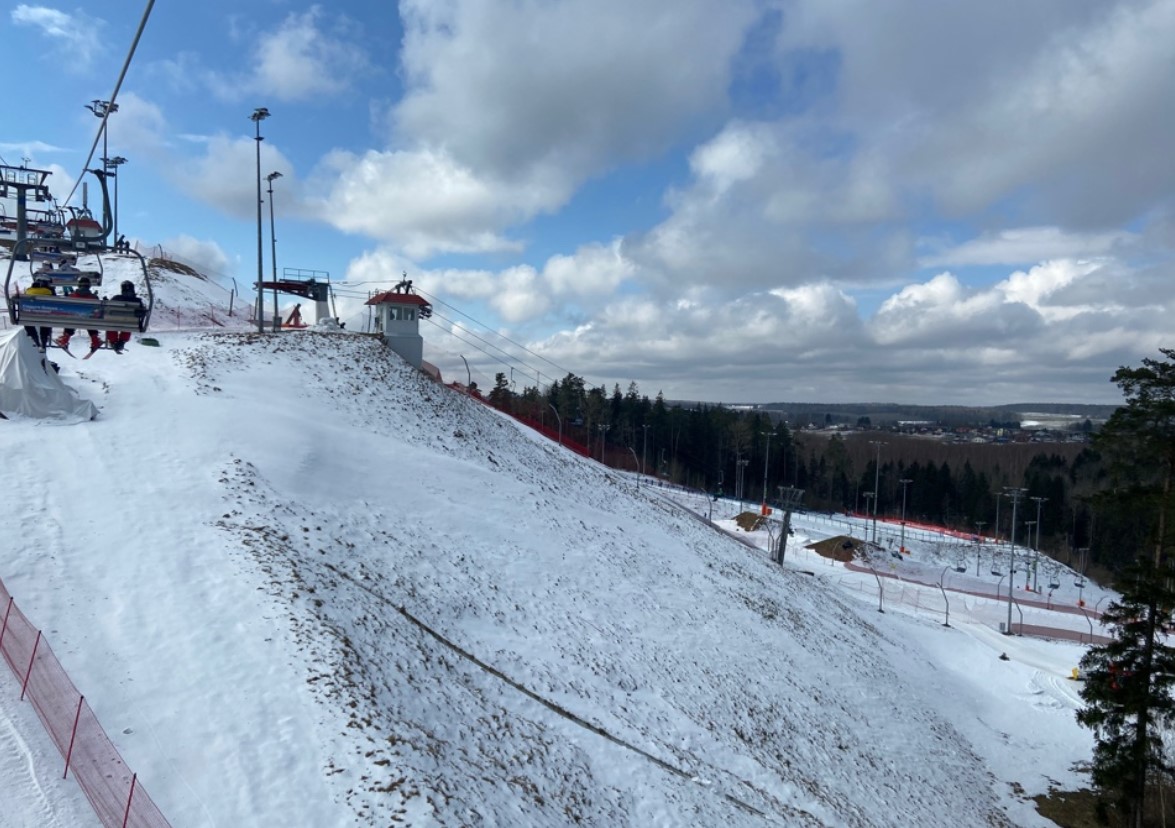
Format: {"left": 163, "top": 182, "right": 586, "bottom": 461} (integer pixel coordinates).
{"left": 365, "top": 291, "right": 431, "bottom": 306}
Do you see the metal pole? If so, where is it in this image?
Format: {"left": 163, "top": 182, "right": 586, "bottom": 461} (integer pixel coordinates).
{"left": 266, "top": 171, "right": 282, "bottom": 330}
{"left": 641, "top": 424, "right": 649, "bottom": 476}
{"left": 899, "top": 478, "right": 912, "bottom": 554}
{"left": 869, "top": 441, "right": 884, "bottom": 543}
{"left": 761, "top": 431, "right": 771, "bottom": 508}
{"left": 250, "top": 107, "right": 270, "bottom": 333}
{"left": 1031, "top": 496, "right": 1047, "bottom": 591}
{"left": 1004, "top": 488, "right": 1026, "bottom": 634}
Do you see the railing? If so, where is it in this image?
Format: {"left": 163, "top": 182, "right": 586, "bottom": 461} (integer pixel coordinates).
{"left": 0, "top": 577, "right": 171, "bottom": 827}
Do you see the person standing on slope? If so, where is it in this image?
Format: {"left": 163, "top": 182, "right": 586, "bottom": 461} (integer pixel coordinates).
{"left": 105, "top": 280, "right": 143, "bottom": 354}
{"left": 55, "top": 276, "right": 103, "bottom": 356}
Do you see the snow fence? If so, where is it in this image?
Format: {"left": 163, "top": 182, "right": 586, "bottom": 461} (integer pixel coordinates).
{"left": 0, "top": 578, "right": 171, "bottom": 828}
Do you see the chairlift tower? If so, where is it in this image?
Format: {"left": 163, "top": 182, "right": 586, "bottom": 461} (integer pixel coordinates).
{"left": 0, "top": 164, "right": 53, "bottom": 260}
{"left": 773, "top": 486, "right": 805, "bottom": 565}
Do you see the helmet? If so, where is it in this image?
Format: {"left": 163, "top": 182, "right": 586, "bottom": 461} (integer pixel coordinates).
{"left": 77, "top": 276, "right": 91, "bottom": 287}
{"left": 120, "top": 280, "right": 135, "bottom": 293}
{"left": 32, "top": 278, "right": 49, "bottom": 288}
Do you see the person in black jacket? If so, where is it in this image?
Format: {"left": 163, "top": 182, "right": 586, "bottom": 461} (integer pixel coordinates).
{"left": 105, "top": 280, "right": 143, "bottom": 353}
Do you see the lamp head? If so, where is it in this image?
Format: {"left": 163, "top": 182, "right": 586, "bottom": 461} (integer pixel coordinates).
{"left": 250, "top": 107, "right": 271, "bottom": 122}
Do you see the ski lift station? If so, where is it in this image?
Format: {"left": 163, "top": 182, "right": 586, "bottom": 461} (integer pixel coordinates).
{"left": 365, "top": 278, "right": 432, "bottom": 370}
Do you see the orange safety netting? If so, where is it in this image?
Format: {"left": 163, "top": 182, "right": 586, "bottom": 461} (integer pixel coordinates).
{"left": 0, "top": 578, "right": 171, "bottom": 828}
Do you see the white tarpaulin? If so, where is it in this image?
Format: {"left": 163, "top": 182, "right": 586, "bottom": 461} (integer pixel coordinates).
{"left": 0, "top": 329, "right": 97, "bottom": 421}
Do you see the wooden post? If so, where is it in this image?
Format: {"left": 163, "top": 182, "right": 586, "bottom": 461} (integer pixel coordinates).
{"left": 0, "top": 596, "right": 13, "bottom": 652}
{"left": 20, "top": 630, "right": 41, "bottom": 701}
{"left": 64, "top": 695, "right": 84, "bottom": 779}
{"left": 121, "top": 773, "right": 137, "bottom": 828}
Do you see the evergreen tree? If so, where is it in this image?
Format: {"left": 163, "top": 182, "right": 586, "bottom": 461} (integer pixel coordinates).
{"left": 1077, "top": 558, "right": 1175, "bottom": 827}
{"left": 1094, "top": 349, "right": 1175, "bottom": 567}
{"left": 1077, "top": 350, "right": 1175, "bottom": 826}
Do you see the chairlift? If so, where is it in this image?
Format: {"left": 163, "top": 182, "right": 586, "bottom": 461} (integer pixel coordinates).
{"left": 4, "top": 169, "right": 152, "bottom": 337}
{"left": 1048, "top": 580, "right": 1061, "bottom": 590}
{"left": 990, "top": 568, "right": 1003, "bottom": 576}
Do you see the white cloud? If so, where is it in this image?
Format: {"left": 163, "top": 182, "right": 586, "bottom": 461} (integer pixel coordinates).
{"left": 311, "top": 147, "right": 546, "bottom": 259}
{"left": 158, "top": 234, "right": 232, "bottom": 277}
{"left": 11, "top": 5, "right": 104, "bottom": 68}
{"left": 307, "top": 0, "right": 760, "bottom": 258}
{"left": 205, "top": 7, "right": 370, "bottom": 103}
{"left": 172, "top": 134, "right": 295, "bottom": 221}
{"left": 921, "top": 227, "right": 1137, "bottom": 267}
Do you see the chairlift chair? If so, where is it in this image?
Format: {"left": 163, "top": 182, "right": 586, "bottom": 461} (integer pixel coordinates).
{"left": 3, "top": 169, "right": 152, "bottom": 337}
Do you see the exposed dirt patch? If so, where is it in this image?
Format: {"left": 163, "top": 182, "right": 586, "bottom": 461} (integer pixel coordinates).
{"left": 807, "top": 535, "right": 864, "bottom": 563}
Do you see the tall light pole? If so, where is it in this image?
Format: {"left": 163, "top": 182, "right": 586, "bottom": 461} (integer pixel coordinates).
{"left": 105, "top": 156, "right": 127, "bottom": 244}
{"left": 1003, "top": 488, "right": 1027, "bottom": 634}
{"left": 975, "top": 521, "right": 986, "bottom": 576}
{"left": 868, "top": 440, "right": 885, "bottom": 544}
{"left": 1030, "top": 496, "right": 1048, "bottom": 592}
{"left": 85, "top": 99, "right": 118, "bottom": 231}
{"left": 641, "top": 424, "right": 650, "bottom": 477}
{"left": 737, "top": 457, "right": 749, "bottom": 510}
{"left": 863, "top": 492, "right": 875, "bottom": 541}
{"left": 85, "top": 99, "right": 118, "bottom": 171}
{"left": 899, "top": 478, "right": 912, "bottom": 554}
{"left": 760, "top": 430, "right": 772, "bottom": 509}
{"left": 250, "top": 107, "right": 270, "bottom": 333}
{"left": 266, "top": 171, "right": 282, "bottom": 330}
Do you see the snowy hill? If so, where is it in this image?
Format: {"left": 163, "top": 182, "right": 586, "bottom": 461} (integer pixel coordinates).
{"left": 0, "top": 258, "right": 1094, "bottom": 826}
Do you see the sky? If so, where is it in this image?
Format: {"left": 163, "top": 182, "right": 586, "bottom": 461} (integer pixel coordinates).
{"left": 0, "top": 258, "right": 1121, "bottom": 826}
{"left": 2, "top": 1, "right": 1174, "bottom": 406}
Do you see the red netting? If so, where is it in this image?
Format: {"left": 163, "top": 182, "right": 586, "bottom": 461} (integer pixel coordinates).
{"left": 0, "top": 581, "right": 172, "bottom": 827}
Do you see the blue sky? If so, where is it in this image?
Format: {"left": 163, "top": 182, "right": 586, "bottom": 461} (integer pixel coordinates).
{"left": 3, "top": 0, "right": 1174, "bottom": 405}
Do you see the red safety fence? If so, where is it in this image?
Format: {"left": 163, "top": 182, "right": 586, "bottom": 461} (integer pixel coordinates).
{"left": 0, "top": 578, "right": 171, "bottom": 828}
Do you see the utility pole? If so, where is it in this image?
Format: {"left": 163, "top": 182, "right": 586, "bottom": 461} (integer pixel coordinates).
{"left": 641, "top": 424, "right": 650, "bottom": 478}
{"left": 250, "top": 107, "right": 270, "bottom": 333}
{"left": 1003, "top": 488, "right": 1027, "bottom": 634}
{"left": 1030, "top": 496, "right": 1047, "bottom": 592}
{"left": 266, "top": 171, "right": 282, "bottom": 330}
{"left": 975, "top": 521, "right": 986, "bottom": 576}
{"left": 899, "top": 478, "right": 912, "bottom": 554}
{"left": 868, "top": 441, "right": 885, "bottom": 544}
{"left": 760, "top": 430, "right": 772, "bottom": 510}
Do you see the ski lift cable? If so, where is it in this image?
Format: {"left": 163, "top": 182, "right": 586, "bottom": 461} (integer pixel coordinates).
{"left": 423, "top": 310, "right": 542, "bottom": 376}
{"left": 423, "top": 319, "right": 514, "bottom": 384}
{"left": 412, "top": 284, "right": 586, "bottom": 382}
{"left": 61, "top": 0, "right": 157, "bottom": 208}
{"left": 422, "top": 314, "right": 549, "bottom": 386}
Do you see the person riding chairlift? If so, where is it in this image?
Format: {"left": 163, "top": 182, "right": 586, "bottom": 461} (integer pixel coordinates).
{"left": 23, "top": 277, "right": 55, "bottom": 351}
{"left": 104, "top": 280, "right": 143, "bottom": 354}
{"left": 55, "top": 276, "right": 102, "bottom": 355}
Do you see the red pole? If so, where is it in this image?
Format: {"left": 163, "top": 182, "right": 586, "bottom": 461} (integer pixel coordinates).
{"left": 0, "top": 596, "right": 13, "bottom": 653}
{"left": 121, "top": 773, "right": 137, "bottom": 828}
{"left": 64, "top": 695, "right": 84, "bottom": 779}
{"left": 20, "top": 630, "right": 41, "bottom": 700}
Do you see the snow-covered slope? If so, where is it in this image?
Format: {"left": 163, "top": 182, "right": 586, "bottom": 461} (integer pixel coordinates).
{"left": 0, "top": 259, "right": 1085, "bottom": 827}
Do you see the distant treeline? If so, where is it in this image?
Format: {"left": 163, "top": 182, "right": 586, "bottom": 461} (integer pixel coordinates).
{"left": 488, "top": 373, "right": 1118, "bottom": 575}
